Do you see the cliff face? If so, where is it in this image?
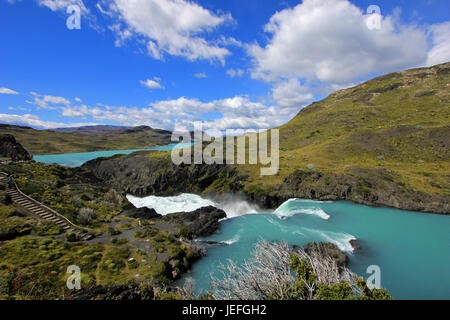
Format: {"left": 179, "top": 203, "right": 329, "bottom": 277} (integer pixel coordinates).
{"left": 241, "top": 62, "right": 450, "bottom": 214}
{"left": 81, "top": 151, "right": 244, "bottom": 197}
{"left": 247, "top": 168, "right": 449, "bottom": 214}
{"left": 0, "top": 134, "right": 30, "bottom": 160}
{"left": 80, "top": 63, "right": 449, "bottom": 215}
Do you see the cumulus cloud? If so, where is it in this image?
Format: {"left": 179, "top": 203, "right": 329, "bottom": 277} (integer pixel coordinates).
{"left": 226, "top": 68, "right": 244, "bottom": 78}
{"left": 26, "top": 92, "right": 71, "bottom": 109}
{"left": 102, "top": 0, "right": 234, "bottom": 64}
{"left": 0, "top": 113, "right": 99, "bottom": 129}
{"left": 271, "top": 79, "right": 314, "bottom": 108}
{"left": 150, "top": 95, "right": 298, "bottom": 131}
{"left": 248, "top": 0, "right": 428, "bottom": 84}
{"left": 37, "top": 0, "right": 89, "bottom": 14}
{"left": 0, "top": 87, "right": 19, "bottom": 95}
{"left": 194, "top": 72, "right": 208, "bottom": 79}
{"left": 426, "top": 21, "right": 450, "bottom": 67}
{"left": 140, "top": 78, "right": 163, "bottom": 90}
{"left": 37, "top": 95, "right": 296, "bottom": 132}
{"left": 61, "top": 104, "right": 103, "bottom": 119}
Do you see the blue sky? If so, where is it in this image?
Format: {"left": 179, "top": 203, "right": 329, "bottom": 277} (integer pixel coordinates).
{"left": 0, "top": 0, "right": 449, "bottom": 132}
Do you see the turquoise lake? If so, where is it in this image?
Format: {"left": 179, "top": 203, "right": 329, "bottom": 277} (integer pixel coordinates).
{"left": 34, "top": 143, "right": 193, "bottom": 167}
{"left": 184, "top": 199, "right": 450, "bottom": 300}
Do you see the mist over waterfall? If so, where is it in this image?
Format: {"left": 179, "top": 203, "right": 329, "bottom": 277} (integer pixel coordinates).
{"left": 126, "top": 193, "right": 263, "bottom": 218}
{"left": 214, "top": 194, "right": 262, "bottom": 218}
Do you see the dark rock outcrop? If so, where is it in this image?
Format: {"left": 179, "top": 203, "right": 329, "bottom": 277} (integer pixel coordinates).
{"left": 161, "top": 206, "right": 226, "bottom": 238}
{"left": 81, "top": 151, "right": 243, "bottom": 197}
{"left": 349, "top": 239, "right": 361, "bottom": 252}
{"left": 305, "top": 242, "right": 350, "bottom": 269}
{"left": 246, "top": 168, "right": 449, "bottom": 214}
{"left": 123, "top": 206, "right": 161, "bottom": 220}
{"left": 0, "top": 134, "right": 30, "bottom": 160}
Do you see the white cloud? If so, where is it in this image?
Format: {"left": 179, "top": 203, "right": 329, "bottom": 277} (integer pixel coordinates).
{"left": 27, "top": 92, "right": 71, "bottom": 109}
{"left": 61, "top": 104, "right": 103, "bottom": 119}
{"left": 148, "top": 95, "right": 297, "bottom": 131}
{"left": 140, "top": 78, "right": 163, "bottom": 90}
{"left": 26, "top": 91, "right": 70, "bottom": 110}
{"left": 0, "top": 87, "right": 19, "bottom": 95}
{"left": 45, "top": 95, "right": 295, "bottom": 132}
{"left": 0, "top": 113, "right": 99, "bottom": 129}
{"left": 226, "top": 68, "right": 244, "bottom": 78}
{"left": 248, "top": 0, "right": 428, "bottom": 84}
{"left": 426, "top": 21, "right": 450, "bottom": 66}
{"left": 38, "top": 0, "right": 89, "bottom": 14}
{"left": 74, "top": 97, "right": 82, "bottom": 102}
{"left": 271, "top": 79, "right": 314, "bottom": 107}
{"left": 194, "top": 72, "right": 208, "bottom": 79}
{"left": 104, "top": 0, "right": 234, "bottom": 64}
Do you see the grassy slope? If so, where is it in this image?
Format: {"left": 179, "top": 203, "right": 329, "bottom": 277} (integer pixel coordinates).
{"left": 237, "top": 62, "right": 449, "bottom": 203}
{"left": 0, "top": 161, "right": 201, "bottom": 298}
{"left": 0, "top": 125, "right": 172, "bottom": 155}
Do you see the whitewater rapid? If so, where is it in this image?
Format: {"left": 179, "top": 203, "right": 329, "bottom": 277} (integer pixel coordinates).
{"left": 126, "top": 193, "right": 357, "bottom": 252}
{"left": 274, "top": 199, "right": 332, "bottom": 220}
{"left": 126, "top": 193, "right": 261, "bottom": 218}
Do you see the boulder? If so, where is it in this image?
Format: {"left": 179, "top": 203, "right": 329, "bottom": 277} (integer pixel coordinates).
{"left": 305, "top": 242, "right": 349, "bottom": 269}
{"left": 123, "top": 206, "right": 161, "bottom": 219}
{"left": 0, "top": 134, "right": 30, "bottom": 160}
{"left": 160, "top": 206, "right": 226, "bottom": 238}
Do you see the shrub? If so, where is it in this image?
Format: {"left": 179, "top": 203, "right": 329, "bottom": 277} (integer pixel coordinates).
{"left": 66, "top": 232, "right": 80, "bottom": 242}
{"left": 108, "top": 227, "right": 121, "bottom": 236}
{"left": 78, "top": 207, "right": 95, "bottom": 226}
{"left": 111, "top": 238, "right": 128, "bottom": 245}
{"left": 2, "top": 194, "right": 12, "bottom": 206}
{"left": 210, "top": 240, "right": 393, "bottom": 300}
{"left": 34, "top": 221, "right": 63, "bottom": 236}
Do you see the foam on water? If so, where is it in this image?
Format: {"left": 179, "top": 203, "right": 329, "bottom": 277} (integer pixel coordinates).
{"left": 126, "top": 193, "right": 215, "bottom": 215}
{"left": 275, "top": 199, "right": 331, "bottom": 220}
{"left": 220, "top": 234, "right": 240, "bottom": 245}
{"left": 301, "top": 227, "right": 357, "bottom": 253}
{"left": 217, "top": 199, "right": 261, "bottom": 218}
{"left": 127, "top": 193, "right": 263, "bottom": 218}
{"left": 183, "top": 198, "right": 450, "bottom": 299}
{"left": 294, "top": 199, "right": 334, "bottom": 204}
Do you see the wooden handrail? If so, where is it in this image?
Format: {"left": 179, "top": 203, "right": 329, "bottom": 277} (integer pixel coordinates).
{"left": 1, "top": 171, "right": 92, "bottom": 234}
{"left": 13, "top": 181, "right": 92, "bottom": 233}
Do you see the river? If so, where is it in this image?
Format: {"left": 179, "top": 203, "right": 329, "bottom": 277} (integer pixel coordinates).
{"left": 128, "top": 193, "right": 450, "bottom": 300}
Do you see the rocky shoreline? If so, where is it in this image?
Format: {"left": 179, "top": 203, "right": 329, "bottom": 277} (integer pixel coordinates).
{"left": 245, "top": 168, "right": 449, "bottom": 215}
{"left": 82, "top": 154, "right": 449, "bottom": 215}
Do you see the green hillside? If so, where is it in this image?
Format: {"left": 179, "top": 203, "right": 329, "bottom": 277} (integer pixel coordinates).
{"left": 236, "top": 62, "right": 449, "bottom": 213}
{"left": 0, "top": 125, "right": 172, "bottom": 155}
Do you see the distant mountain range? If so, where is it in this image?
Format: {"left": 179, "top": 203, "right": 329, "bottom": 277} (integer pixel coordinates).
{"left": 0, "top": 124, "right": 173, "bottom": 155}
{"left": 52, "top": 125, "right": 130, "bottom": 134}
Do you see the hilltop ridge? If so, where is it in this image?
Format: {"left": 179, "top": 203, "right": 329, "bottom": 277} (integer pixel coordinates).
{"left": 0, "top": 124, "right": 173, "bottom": 155}
{"left": 81, "top": 62, "right": 449, "bottom": 214}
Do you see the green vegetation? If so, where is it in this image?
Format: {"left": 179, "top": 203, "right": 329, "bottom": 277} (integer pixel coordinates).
{"left": 239, "top": 63, "right": 449, "bottom": 201}
{"left": 0, "top": 161, "right": 125, "bottom": 233}
{"left": 0, "top": 124, "right": 172, "bottom": 155}
{"left": 33, "top": 220, "right": 64, "bottom": 236}
{"left": 0, "top": 201, "right": 35, "bottom": 241}
{"left": 0, "top": 63, "right": 447, "bottom": 299}
{"left": 209, "top": 240, "right": 392, "bottom": 300}
{"left": 289, "top": 254, "right": 392, "bottom": 300}
{"left": 0, "top": 160, "right": 204, "bottom": 299}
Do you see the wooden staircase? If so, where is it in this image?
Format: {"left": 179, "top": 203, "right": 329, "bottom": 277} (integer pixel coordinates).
{"left": 0, "top": 173, "right": 93, "bottom": 241}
